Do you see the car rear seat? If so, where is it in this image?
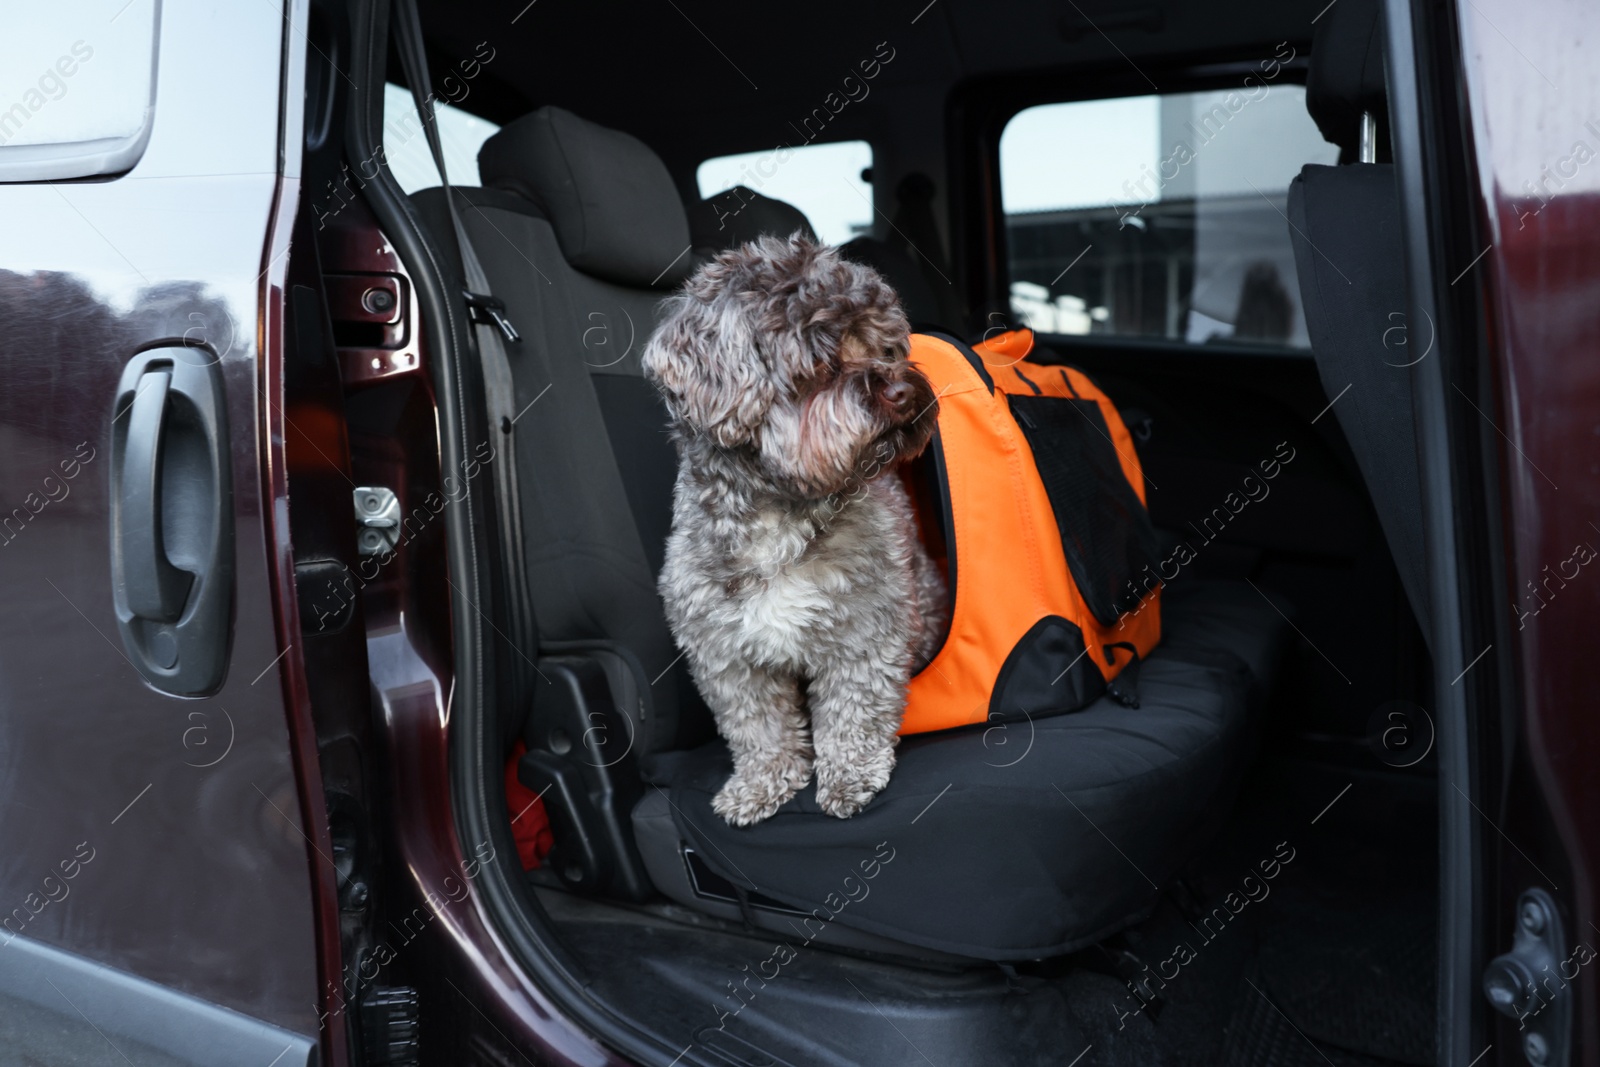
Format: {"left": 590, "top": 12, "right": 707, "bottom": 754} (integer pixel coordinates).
{"left": 415, "top": 105, "right": 1294, "bottom": 962}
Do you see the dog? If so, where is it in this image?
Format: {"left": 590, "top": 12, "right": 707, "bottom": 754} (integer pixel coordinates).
{"left": 643, "top": 235, "right": 947, "bottom": 826}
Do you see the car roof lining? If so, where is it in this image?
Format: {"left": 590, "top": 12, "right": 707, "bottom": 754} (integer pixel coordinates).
{"left": 416, "top": 0, "right": 1331, "bottom": 175}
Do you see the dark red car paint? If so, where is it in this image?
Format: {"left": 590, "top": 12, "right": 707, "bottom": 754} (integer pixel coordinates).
{"left": 1458, "top": 0, "right": 1600, "bottom": 1059}
{"left": 0, "top": 32, "right": 324, "bottom": 1059}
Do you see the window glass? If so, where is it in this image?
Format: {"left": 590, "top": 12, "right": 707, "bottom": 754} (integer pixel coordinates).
{"left": 697, "top": 140, "right": 873, "bottom": 246}
{"left": 0, "top": 2, "right": 160, "bottom": 181}
{"left": 1000, "top": 81, "right": 1338, "bottom": 347}
{"left": 382, "top": 83, "right": 500, "bottom": 194}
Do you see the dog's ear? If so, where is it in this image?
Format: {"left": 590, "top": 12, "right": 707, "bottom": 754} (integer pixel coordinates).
{"left": 644, "top": 294, "right": 776, "bottom": 448}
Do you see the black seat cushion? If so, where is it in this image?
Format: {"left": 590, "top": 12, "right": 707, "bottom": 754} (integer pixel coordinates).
{"left": 635, "top": 580, "right": 1289, "bottom": 960}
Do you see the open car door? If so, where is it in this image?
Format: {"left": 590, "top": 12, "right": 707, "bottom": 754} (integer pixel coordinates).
{"left": 0, "top": 3, "right": 338, "bottom": 1064}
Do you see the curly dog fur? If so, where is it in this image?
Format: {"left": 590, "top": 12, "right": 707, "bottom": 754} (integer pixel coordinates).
{"left": 644, "top": 235, "right": 946, "bottom": 826}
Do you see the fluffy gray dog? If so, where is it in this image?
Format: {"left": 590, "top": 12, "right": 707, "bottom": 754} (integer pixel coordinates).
{"left": 643, "top": 235, "right": 947, "bottom": 826}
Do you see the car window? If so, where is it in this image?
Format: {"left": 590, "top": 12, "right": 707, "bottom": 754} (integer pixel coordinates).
{"left": 1000, "top": 79, "right": 1338, "bottom": 348}
{"left": 697, "top": 140, "right": 873, "bottom": 246}
{"left": 382, "top": 82, "right": 500, "bottom": 194}
{"left": 0, "top": 3, "right": 160, "bottom": 181}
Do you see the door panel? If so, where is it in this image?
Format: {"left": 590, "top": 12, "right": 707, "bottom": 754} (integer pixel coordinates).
{"left": 0, "top": 0, "right": 326, "bottom": 1056}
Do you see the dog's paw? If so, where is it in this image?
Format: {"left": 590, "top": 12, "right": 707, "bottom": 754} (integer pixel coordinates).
{"left": 713, "top": 763, "right": 810, "bottom": 827}
{"left": 815, "top": 751, "right": 895, "bottom": 819}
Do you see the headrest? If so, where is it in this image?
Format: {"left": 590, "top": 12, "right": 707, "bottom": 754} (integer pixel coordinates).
{"left": 477, "top": 106, "right": 692, "bottom": 288}
{"left": 1306, "top": 0, "right": 1388, "bottom": 157}
{"left": 687, "top": 186, "right": 818, "bottom": 254}
{"left": 838, "top": 237, "right": 942, "bottom": 327}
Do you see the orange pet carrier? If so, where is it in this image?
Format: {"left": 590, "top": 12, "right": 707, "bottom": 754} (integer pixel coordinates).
{"left": 899, "top": 328, "right": 1162, "bottom": 736}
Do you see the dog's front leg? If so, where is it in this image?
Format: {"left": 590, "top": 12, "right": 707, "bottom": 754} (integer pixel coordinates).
{"left": 693, "top": 657, "right": 813, "bottom": 826}
{"left": 810, "top": 656, "right": 906, "bottom": 819}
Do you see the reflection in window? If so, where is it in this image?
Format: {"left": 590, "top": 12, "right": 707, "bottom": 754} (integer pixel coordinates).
{"left": 1000, "top": 80, "right": 1338, "bottom": 348}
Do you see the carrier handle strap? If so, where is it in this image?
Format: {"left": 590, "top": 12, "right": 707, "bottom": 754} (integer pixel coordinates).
{"left": 1103, "top": 641, "right": 1142, "bottom": 709}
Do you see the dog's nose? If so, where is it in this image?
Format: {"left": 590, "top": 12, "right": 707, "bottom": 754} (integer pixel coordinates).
{"left": 878, "top": 380, "right": 916, "bottom": 415}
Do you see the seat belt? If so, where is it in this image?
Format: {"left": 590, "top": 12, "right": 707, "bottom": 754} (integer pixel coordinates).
{"left": 391, "top": 0, "right": 538, "bottom": 708}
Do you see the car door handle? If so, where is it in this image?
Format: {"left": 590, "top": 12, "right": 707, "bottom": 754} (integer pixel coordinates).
{"left": 110, "top": 347, "right": 234, "bottom": 695}
{"left": 119, "top": 368, "right": 195, "bottom": 621}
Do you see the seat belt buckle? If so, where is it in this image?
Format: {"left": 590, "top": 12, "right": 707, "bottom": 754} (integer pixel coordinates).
{"left": 463, "top": 289, "right": 520, "bottom": 344}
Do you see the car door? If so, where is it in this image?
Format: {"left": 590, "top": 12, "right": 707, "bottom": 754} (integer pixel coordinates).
{"left": 0, "top": 3, "right": 335, "bottom": 1064}
{"left": 1438, "top": 0, "right": 1600, "bottom": 1063}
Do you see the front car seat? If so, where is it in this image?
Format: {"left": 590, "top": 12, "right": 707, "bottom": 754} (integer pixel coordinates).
{"left": 1287, "top": 0, "right": 1432, "bottom": 647}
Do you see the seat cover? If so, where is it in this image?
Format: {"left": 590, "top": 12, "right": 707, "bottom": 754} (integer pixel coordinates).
{"left": 1289, "top": 166, "right": 1429, "bottom": 646}
{"left": 1290, "top": 0, "right": 1430, "bottom": 644}
{"left": 635, "top": 580, "right": 1288, "bottom": 960}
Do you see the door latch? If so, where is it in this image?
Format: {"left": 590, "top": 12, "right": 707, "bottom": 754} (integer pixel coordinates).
{"left": 1483, "top": 888, "right": 1571, "bottom": 1066}
{"left": 354, "top": 487, "right": 399, "bottom": 556}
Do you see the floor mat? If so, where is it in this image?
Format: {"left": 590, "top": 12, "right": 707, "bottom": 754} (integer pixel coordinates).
{"left": 1256, "top": 881, "right": 1436, "bottom": 1064}
{"left": 1212, "top": 758, "right": 1437, "bottom": 1067}
{"left": 1218, "top": 969, "right": 1399, "bottom": 1067}
{"left": 1192, "top": 758, "right": 1437, "bottom": 1067}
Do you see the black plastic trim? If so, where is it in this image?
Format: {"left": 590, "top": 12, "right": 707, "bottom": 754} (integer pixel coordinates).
{"left": 1382, "top": 0, "right": 1486, "bottom": 1062}
{"left": 681, "top": 848, "right": 810, "bottom": 917}
{"left": 108, "top": 345, "right": 235, "bottom": 695}
{"left": 517, "top": 655, "right": 650, "bottom": 901}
